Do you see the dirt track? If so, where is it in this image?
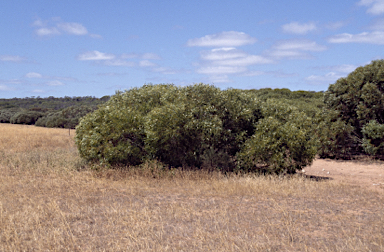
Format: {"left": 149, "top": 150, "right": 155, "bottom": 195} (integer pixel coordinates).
{"left": 305, "top": 158, "right": 384, "bottom": 192}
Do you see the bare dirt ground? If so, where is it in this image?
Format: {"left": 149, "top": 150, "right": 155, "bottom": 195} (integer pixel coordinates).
{"left": 305, "top": 158, "right": 384, "bottom": 192}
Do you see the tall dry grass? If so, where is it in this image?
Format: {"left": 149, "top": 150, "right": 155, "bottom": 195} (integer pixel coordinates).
{"left": 0, "top": 123, "right": 383, "bottom": 251}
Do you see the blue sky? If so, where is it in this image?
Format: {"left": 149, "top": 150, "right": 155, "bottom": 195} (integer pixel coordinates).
{"left": 1, "top": 0, "right": 383, "bottom": 98}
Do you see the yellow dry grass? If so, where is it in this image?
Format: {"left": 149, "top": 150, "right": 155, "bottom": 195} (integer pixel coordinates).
{"left": 0, "top": 123, "right": 383, "bottom": 251}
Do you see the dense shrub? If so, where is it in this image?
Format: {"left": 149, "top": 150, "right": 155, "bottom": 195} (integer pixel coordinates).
{"left": 76, "top": 84, "right": 318, "bottom": 174}
{"left": 10, "top": 110, "right": 46, "bottom": 125}
{"left": 362, "top": 120, "right": 384, "bottom": 156}
{"left": 237, "top": 100, "right": 318, "bottom": 174}
{"left": 0, "top": 108, "right": 21, "bottom": 123}
{"left": 321, "top": 59, "right": 384, "bottom": 158}
{"left": 35, "top": 105, "right": 95, "bottom": 128}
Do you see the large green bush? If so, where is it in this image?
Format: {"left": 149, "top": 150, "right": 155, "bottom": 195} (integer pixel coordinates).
{"left": 76, "top": 84, "right": 318, "bottom": 173}
{"left": 321, "top": 59, "right": 384, "bottom": 158}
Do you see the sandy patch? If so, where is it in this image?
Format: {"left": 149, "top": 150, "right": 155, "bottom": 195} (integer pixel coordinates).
{"left": 305, "top": 158, "right": 384, "bottom": 192}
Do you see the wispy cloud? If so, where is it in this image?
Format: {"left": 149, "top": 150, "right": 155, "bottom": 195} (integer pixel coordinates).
{"left": 35, "top": 27, "right": 60, "bottom": 36}
{"left": 305, "top": 72, "right": 343, "bottom": 84}
{"left": 121, "top": 53, "right": 161, "bottom": 60}
{"left": 78, "top": 51, "right": 116, "bottom": 61}
{"left": 47, "top": 80, "right": 64, "bottom": 86}
{"left": 282, "top": 22, "right": 317, "bottom": 34}
{"left": 187, "top": 31, "right": 257, "bottom": 47}
{"left": 33, "top": 17, "right": 101, "bottom": 38}
{"left": 195, "top": 47, "right": 272, "bottom": 82}
{"left": 358, "top": 0, "right": 384, "bottom": 15}
{"left": 25, "top": 72, "right": 43, "bottom": 78}
{"left": 0, "top": 84, "right": 14, "bottom": 91}
{"left": 139, "top": 60, "right": 157, "bottom": 67}
{"left": 0, "top": 55, "right": 27, "bottom": 62}
{"left": 305, "top": 64, "right": 357, "bottom": 85}
{"left": 328, "top": 64, "right": 357, "bottom": 73}
{"left": 57, "top": 22, "right": 88, "bottom": 35}
{"left": 328, "top": 31, "right": 384, "bottom": 44}
{"left": 324, "top": 21, "right": 346, "bottom": 30}
{"left": 267, "top": 39, "right": 327, "bottom": 59}
{"left": 77, "top": 50, "right": 178, "bottom": 74}
{"left": 104, "top": 59, "right": 135, "bottom": 67}
{"left": 200, "top": 47, "right": 272, "bottom": 66}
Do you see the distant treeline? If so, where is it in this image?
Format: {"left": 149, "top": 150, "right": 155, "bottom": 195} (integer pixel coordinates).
{"left": 0, "top": 95, "right": 110, "bottom": 128}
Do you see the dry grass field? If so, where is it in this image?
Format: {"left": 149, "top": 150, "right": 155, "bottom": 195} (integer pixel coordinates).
{"left": 0, "top": 123, "right": 383, "bottom": 251}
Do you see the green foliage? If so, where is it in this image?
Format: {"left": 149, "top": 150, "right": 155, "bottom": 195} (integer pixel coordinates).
{"left": 76, "top": 84, "right": 318, "bottom": 174}
{"left": 9, "top": 110, "right": 46, "bottom": 125}
{"left": 322, "top": 59, "right": 384, "bottom": 158}
{"left": 317, "top": 110, "right": 357, "bottom": 159}
{"left": 247, "top": 88, "right": 324, "bottom": 118}
{"left": 362, "top": 120, "right": 384, "bottom": 156}
{"left": 237, "top": 101, "right": 318, "bottom": 174}
{"left": 35, "top": 105, "right": 95, "bottom": 129}
{"left": 0, "top": 95, "right": 110, "bottom": 111}
{"left": 0, "top": 108, "right": 21, "bottom": 123}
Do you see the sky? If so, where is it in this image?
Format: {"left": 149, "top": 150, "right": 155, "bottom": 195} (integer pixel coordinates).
{"left": 1, "top": 0, "right": 384, "bottom": 98}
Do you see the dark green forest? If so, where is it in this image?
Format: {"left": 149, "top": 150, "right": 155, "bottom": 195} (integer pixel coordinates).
{"left": 0, "top": 95, "right": 110, "bottom": 128}
{"left": 3, "top": 60, "right": 384, "bottom": 173}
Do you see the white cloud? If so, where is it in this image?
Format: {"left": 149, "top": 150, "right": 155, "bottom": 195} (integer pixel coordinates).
{"left": 201, "top": 48, "right": 272, "bottom": 65}
{"left": 104, "top": 59, "right": 135, "bottom": 67}
{"left": 32, "top": 89, "right": 45, "bottom": 93}
{"left": 33, "top": 18, "right": 100, "bottom": 38}
{"left": 194, "top": 47, "right": 272, "bottom": 82}
{"left": 305, "top": 72, "right": 344, "bottom": 84}
{"left": 0, "top": 84, "right": 12, "bottom": 91}
{"left": 142, "top": 53, "right": 161, "bottom": 60}
{"left": 273, "top": 40, "right": 327, "bottom": 51}
{"left": 90, "top": 34, "right": 103, "bottom": 39}
{"left": 267, "top": 40, "right": 327, "bottom": 59}
{"left": 208, "top": 75, "right": 231, "bottom": 83}
{"left": 325, "top": 21, "right": 346, "bottom": 30}
{"left": 152, "top": 67, "right": 177, "bottom": 74}
{"left": 328, "top": 31, "right": 384, "bottom": 44}
{"left": 329, "top": 64, "right": 357, "bottom": 73}
{"left": 139, "top": 60, "right": 157, "bottom": 67}
{"left": 306, "top": 64, "right": 358, "bottom": 85}
{"left": 187, "top": 31, "right": 257, "bottom": 47}
{"left": 47, "top": 80, "right": 64, "bottom": 86}
{"left": 0, "top": 55, "right": 27, "bottom": 62}
{"left": 57, "top": 22, "right": 88, "bottom": 35}
{"left": 358, "top": 0, "right": 384, "bottom": 15}
{"left": 121, "top": 53, "right": 161, "bottom": 60}
{"left": 78, "top": 51, "right": 116, "bottom": 60}
{"left": 197, "top": 66, "right": 248, "bottom": 75}
{"left": 25, "top": 72, "right": 42, "bottom": 78}
{"left": 35, "top": 27, "right": 60, "bottom": 36}
{"left": 282, "top": 22, "right": 317, "bottom": 34}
